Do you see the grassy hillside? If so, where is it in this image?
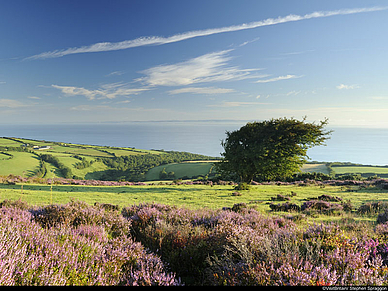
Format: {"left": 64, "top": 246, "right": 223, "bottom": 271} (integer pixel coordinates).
{"left": 331, "top": 165, "right": 388, "bottom": 177}
{"left": 301, "top": 162, "right": 388, "bottom": 179}
{"left": 0, "top": 137, "right": 217, "bottom": 181}
{"left": 3, "top": 136, "right": 388, "bottom": 182}
{"left": 0, "top": 152, "right": 40, "bottom": 176}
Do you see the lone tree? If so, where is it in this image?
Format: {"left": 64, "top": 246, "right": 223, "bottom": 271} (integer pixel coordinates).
{"left": 217, "top": 117, "right": 332, "bottom": 182}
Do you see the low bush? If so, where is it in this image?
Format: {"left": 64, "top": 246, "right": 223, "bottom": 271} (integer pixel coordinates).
{"left": 3, "top": 199, "right": 388, "bottom": 286}
{"left": 33, "top": 200, "right": 130, "bottom": 239}
{"left": 358, "top": 202, "right": 388, "bottom": 215}
{"left": 377, "top": 210, "right": 388, "bottom": 224}
{"left": 313, "top": 194, "right": 342, "bottom": 202}
{"left": 0, "top": 203, "right": 180, "bottom": 286}
{"left": 234, "top": 182, "right": 251, "bottom": 191}
{"left": 301, "top": 200, "right": 343, "bottom": 215}
{"left": 269, "top": 202, "right": 301, "bottom": 212}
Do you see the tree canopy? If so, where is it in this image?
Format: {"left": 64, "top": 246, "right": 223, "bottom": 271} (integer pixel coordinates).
{"left": 217, "top": 117, "right": 332, "bottom": 182}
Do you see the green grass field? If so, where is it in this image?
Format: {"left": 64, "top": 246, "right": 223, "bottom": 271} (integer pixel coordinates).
{"left": 0, "top": 137, "right": 219, "bottom": 181}
{"left": 0, "top": 152, "right": 40, "bottom": 176}
{"left": 300, "top": 163, "right": 388, "bottom": 178}
{"left": 0, "top": 138, "right": 23, "bottom": 146}
{"left": 2, "top": 135, "right": 388, "bottom": 225}
{"left": 0, "top": 137, "right": 170, "bottom": 180}
{"left": 1, "top": 182, "right": 387, "bottom": 223}
{"left": 332, "top": 166, "right": 388, "bottom": 175}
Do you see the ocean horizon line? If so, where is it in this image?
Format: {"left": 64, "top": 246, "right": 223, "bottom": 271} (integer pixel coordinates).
{"left": 1, "top": 119, "right": 388, "bottom": 129}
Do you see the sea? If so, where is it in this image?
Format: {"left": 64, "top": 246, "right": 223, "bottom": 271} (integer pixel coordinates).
{"left": 1, "top": 121, "right": 388, "bottom": 166}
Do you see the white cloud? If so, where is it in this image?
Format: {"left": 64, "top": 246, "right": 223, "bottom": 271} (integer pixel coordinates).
{"left": 25, "top": 6, "right": 387, "bottom": 60}
{"left": 168, "top": 87, "right": 235, "bottom": 95}
{"left": 106, "top": 71, "right": 124, "bottom": 77}
{"left": 116, "top": 100, "right": 131, "bottom": 104}
{"left": 52, "top": 85, "right": 102, "bottom": 100}
{"left": 279, "top": 50, "right": 315, "bottom": 56}
{"left": 336, "top": 84, "right": 360, "bottom": 90}
{"left": 138, "top": 50, "right": 264, "bottom": 87}
{"left": 286, "top": 90, "right": 302, "bottom": 96}
{"left": 52, "top": 83, "right": 149, "bottom": 100}
{"left": 238, "top": 37, "right": 261, "bottom": 47}
{"left": 0, "top": 99, "right": 27, "bottom": 108}
{"left": 255, "top": 74, "right": 302, "bottom": 83}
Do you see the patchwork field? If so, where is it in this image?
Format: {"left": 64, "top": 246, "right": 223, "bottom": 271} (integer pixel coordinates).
{"left": 0, "top": 137, "right": 209, "bottom": 180}
{"left": 2, "top": 136, "right": 388, "bottom": 183}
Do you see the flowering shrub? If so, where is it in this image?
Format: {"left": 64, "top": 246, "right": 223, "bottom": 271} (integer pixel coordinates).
{"left": 301, "top": 200, "right": 344, "bottom": 215}
{"left": 3, "top": 198, "right": 388, "bottom": 286}
{"left": 0, "top": 202, "right": 180, "bottom": 286}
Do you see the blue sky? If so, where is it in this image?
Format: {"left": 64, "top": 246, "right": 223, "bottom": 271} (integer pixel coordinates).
{"left": 1, "top": 0, "right": 388, "bottom": 127}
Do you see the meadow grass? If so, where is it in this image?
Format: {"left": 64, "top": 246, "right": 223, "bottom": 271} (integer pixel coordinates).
{"left": 42, "top": 145, "right": 113, "bottom": 157}
{"left": 1, "top": 182, "right": 386, "bottom": 224}
{"left": 332, "top": 166, "right": 388, "bottom": 175}
{"left": 0, "top": 138, "right": 24, "bottom": 147}
{"left": 0, "top": 152, "right": 11, "bottom": 160}
{"left": 0, "top": 152, "right": 40, "bottom": 176}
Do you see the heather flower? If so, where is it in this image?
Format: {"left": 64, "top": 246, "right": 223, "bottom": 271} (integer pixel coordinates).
{"left": 0, "top": 203, "right": 180, "bottom": 286}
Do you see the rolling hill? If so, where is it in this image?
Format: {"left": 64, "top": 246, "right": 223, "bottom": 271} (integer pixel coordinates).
{"left": 0, "top": 137, "right": 218, "bottom": 181}
{"left": 2, "top": 136, "right": 388, "bottom": 182}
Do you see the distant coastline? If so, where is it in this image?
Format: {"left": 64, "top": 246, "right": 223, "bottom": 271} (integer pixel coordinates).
{"left": 1, "top": 122, "right": 388, "bottom": 165}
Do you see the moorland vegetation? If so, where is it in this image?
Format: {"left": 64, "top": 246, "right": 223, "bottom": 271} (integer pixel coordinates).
{"left": 3, "top": 188, "right": 388, "bottom": 286}
{"left": 3, "top": 118, "right": 388, "bottom": 286}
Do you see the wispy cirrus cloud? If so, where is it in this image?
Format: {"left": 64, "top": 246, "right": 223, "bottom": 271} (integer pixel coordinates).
{"left": 26, "top": 6, "right": 387, "bottom": 60}
{"left": 0, "top": 99, "right": 29, "bottom": 108}
{"left": 168, "top": 87, "right": 235, "bottom": 95}
{"left": 255, "top": 74, "right": 302, "bottom": 83}
{"left": 279, "top": 49, "right": 315, "bottom": 56}
{"left": 336, "top": 83, "right": 360, "bottom": 89}
{"left": 52, "top": 83, "right": 149, "bottom": 100}
{"left": 137, "top": 50, "right": 265, "bottom": 87}
{"left": 106, "top": 71, "right": 125, "bottom": 77}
